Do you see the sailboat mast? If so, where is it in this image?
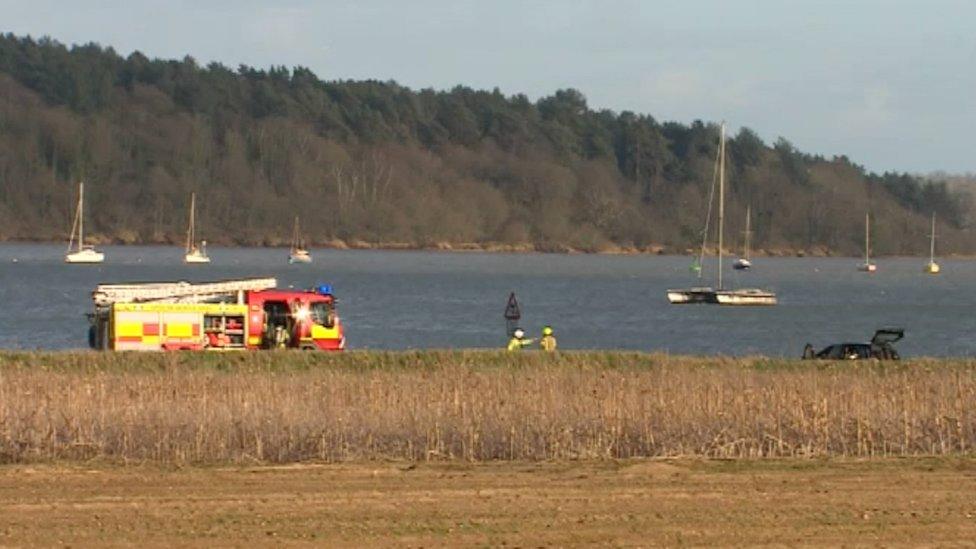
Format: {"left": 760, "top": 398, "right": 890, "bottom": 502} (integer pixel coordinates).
{"left": 865, "top": 212, "right": 870, "bottom": 264}
{"left": 68, "top": 184, "right": 79, "bottom": 252}
{"left": 186, "top": 193, "right": 195, "bottom": 253}
{"left": 744, "top": 205, "right": 751, "bottom": 260}
{"left": 717, "top": 123, "right": 725, "bottom": 290}
{"left": 293, "top": 216, "right": 300, "bottom": 251}
{"left": 78, "top": 182, "right": 84, "bottom": 252}
{"left": 930, "top": 212, "right": 936, "bottom": 262}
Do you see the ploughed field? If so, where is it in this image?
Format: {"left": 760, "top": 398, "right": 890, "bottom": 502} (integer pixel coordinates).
{"left": 1, "top": 351, "right": 974, "bottom": 545}
{"left": 1, "top": 460, "right": 974, "bottom": 545}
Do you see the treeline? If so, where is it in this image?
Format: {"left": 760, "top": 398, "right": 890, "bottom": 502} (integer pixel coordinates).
{"left": 0, "top": 33, "right": 970, "bottom": 254}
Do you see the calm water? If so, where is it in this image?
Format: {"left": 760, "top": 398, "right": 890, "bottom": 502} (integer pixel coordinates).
{"left": 0, "top": 243, "right": 973, "bottom": 357}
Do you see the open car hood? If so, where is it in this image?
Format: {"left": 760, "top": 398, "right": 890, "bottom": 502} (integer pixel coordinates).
{"left": 872, "top": 328, "right": 904, "bottom": 345}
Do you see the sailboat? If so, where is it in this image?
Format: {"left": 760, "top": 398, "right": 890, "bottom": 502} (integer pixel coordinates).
{"left": 667, "top": 123, "right": 777, "bottom": 306}
{"left": 924, "top": 212, "right": 940, "bottom": 274}
{"left": 858, "top": 213, "right": 876, "bottom": 273}
{"left": 667, "top": 123, "right": 721, "bottom": 305}
{"left": 288, "top": 216, "right": 312, "bottom": 264}
{"left": 184, "top": 192, "right": 210, "bottom": 264}
{"left": 733, "top": 205, "right": 753, "bottom": 270}
{"left": 65, "top": 182, "right": 105, "bottom": 264}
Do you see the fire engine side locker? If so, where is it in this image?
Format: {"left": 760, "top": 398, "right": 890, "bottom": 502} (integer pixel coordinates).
{"left": 109, "top": 303, "right": 248, "bottom": 351}
{"left": 112, "top": 308, "right": 164, "bottom": 351}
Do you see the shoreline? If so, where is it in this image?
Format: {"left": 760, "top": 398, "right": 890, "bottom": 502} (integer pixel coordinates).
{"left": 0, "top": 237, "right": 969, "bottom": 259}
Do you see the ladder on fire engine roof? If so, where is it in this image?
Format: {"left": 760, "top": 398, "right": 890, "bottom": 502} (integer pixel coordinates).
{"left": 92, "top": 277, "right": 277, "bottom": 307}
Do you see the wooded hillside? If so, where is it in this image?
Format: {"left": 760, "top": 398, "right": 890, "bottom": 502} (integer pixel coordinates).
{"left": 0, "top": 34, "right": 969, "bottom": 254}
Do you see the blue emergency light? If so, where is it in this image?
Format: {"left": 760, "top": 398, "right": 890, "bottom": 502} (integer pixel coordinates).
{"left": 316, "top": 284, "right": 333, "bottom": 296}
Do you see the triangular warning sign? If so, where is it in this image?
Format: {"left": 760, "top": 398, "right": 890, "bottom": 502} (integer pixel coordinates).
{"left": 504, "top": 292, "right": 521, "bottom": 321}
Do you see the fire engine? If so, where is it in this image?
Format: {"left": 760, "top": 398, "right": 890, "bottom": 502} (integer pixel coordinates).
{"left": 87, "top": 278, "right": 345, "bottom": 351}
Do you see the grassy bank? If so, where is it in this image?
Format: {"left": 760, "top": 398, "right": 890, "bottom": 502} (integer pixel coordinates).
{"left": 0, "top": 351, "right": 973, "bottom": 464}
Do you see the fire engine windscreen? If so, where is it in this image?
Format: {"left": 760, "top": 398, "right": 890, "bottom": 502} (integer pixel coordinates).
{"left": 310, "top": 302, "right": 336, "bottom": 328}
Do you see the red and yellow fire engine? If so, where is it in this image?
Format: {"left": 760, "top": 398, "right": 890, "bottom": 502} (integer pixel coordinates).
{"left": 88, "top": 278, "right": 345, "bottom": 351}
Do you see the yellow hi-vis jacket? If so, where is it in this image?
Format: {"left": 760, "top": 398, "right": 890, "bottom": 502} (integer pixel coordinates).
{"left": 507, "top": 336, "right": 533, "bottom": 351}
{"left": 540, "top": 334, "right": 557, "bottom": 352}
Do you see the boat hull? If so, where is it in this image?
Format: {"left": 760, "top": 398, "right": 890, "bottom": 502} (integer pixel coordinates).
{"left": 184, "top": 253, "right": 211, "bottom": 264}
{"left": 65, "top": 249, "right": 105, "bottom": 264}
{"left": 858, "top": 263, "right": 877, "bottom": 273}
{"left": 732, "top": 258, "right": 752, "bottom": 271}
{"left": 289, "top": 251, "right": 312, "bottom": 264}
{"left": 715, "top": 289, "right": 778, "bottom": 306}
{"left": 667, "top": 288, "right": 718, "bottom": 304}
{"left": 924, "top": 261, "right": 940, "bottom": 274}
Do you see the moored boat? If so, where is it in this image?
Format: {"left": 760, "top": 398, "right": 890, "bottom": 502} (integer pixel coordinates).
{"left": 288, "top": 216, "right": 312, "bottom": 264}
{"left": 924, "top": 212, "right": 940, "bottom": 274}
{"left": 667, "top": 287, "right": 718, "bottom": 304}
{"left": 858, "top": 212, "right": 876, "bottom": 273}
{"left": 65, "top": 247, "right": 105, "bottom": 264}
{"left": 732, "top": 205, "right": 753, "bottom": 271}
{"left": 65, "top": 181, "right": 105, "bottom": 264}
{"left": 184, "top": 192, "right": 211, "bottom": 264}
{"left": 667, "top": 122, "right": 776, "bottom": 306}
{"left": 289, "top": 249, "right": 312, "bottom": 264}
{"left": 715, "top": 288, "right": 778, "bottom": 306}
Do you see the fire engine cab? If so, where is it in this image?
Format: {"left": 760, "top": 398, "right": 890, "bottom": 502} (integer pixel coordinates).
{"left": 88, "top": 278, "right": 345, "bottom": 351}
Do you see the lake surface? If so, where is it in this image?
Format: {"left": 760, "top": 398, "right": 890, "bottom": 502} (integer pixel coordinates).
{"left": 0, "top": 243, "right": 973, "bottom": 357}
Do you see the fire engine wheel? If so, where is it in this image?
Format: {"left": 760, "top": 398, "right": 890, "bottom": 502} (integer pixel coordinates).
{"left": 300, "top": 344, "right": 316, "bottom": 351}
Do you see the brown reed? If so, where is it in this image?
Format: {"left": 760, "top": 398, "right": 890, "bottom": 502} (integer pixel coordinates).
{"left": 0, "top": 351, "right": 973, "bottom": 463}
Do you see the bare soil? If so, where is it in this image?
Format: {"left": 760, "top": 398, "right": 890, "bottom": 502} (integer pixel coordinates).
{"left": 1, "top": 459, "right": 974, "bottom": 546}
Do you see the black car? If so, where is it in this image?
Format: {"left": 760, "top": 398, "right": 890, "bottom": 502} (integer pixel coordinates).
{"left": 803, "top": 328, "right": 903, "bottom": 360}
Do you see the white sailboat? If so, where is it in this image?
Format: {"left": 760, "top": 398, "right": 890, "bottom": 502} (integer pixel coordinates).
{"left": 184, "top": 192, "right": 210, "bottom": 264}
{"left": 668, "top": 123, "right": 777, "bottom": 306}
{"left": 924, "top": 212, "right": 940, "bottom": 274}
{"left": 733, "top": 205, "right": 753, "bottom": 270}
{"left": 288, "top": 216, "right": 312, "bottom": 264}
{"left": 65, "top": 182, "right": 105, "bottom": 264}
{"left": 858, "top": 213, "right": 877, "bottom": 273}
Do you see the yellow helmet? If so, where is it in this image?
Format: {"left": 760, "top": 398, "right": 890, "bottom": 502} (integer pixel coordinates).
{"left": 542, "top": 326, "right": 553, "bottom": 336}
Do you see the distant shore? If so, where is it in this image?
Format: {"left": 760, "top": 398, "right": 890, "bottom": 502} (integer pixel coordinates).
{"left": 0, "top": 236, "right": 962, "bottom": 258}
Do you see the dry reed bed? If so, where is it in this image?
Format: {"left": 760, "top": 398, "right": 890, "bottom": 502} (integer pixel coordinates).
{"left": 0, "top": 351, "right": 973, "bottom": 463}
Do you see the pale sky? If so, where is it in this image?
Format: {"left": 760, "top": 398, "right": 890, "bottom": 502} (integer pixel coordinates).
{"left": 3, "top": 0, "right": 974, "bottom": 173}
